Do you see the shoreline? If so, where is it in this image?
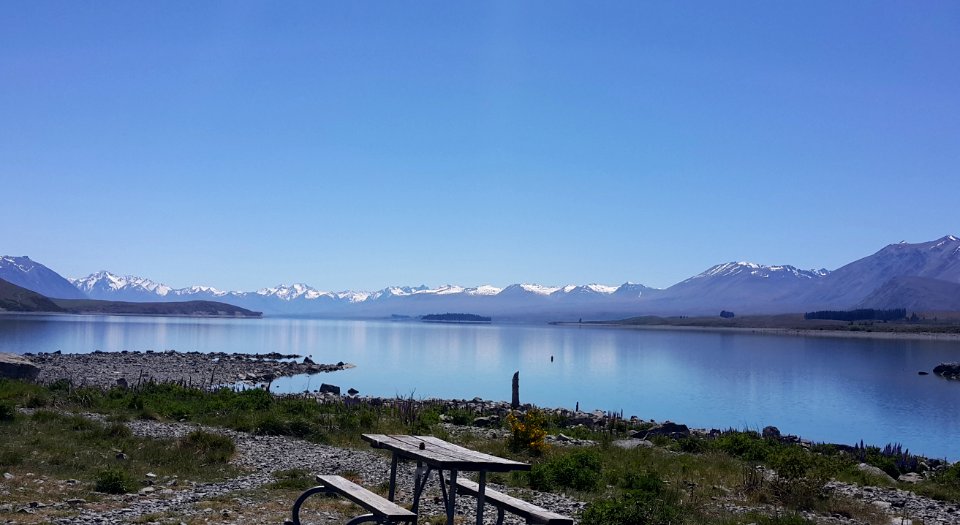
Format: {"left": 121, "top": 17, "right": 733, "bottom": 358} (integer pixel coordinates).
{"left": 554, "top": 321, "right": 960, "bottom": 342}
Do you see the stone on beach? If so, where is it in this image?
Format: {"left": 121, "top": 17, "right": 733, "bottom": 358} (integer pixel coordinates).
{"left": 0, "top": 353, "right": 40, "bottom": 381}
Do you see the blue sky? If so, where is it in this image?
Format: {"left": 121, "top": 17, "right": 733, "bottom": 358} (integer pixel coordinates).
{"left": 2, "top": 2, "right": 958, "bottom": 291}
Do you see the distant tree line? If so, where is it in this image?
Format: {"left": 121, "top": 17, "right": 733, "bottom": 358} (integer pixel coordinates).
{"left": 421, "top": 313, "right": 492, "bottom": 322}
{"left": 803, "top": 308, "right": 906, "bottom": 322}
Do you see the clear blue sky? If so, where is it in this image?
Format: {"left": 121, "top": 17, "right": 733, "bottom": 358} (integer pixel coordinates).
{"left": 2, "top": 2, "right": 958, "bottom": 291}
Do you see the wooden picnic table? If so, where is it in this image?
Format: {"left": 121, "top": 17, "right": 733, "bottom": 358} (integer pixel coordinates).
{"left": 362, "top": 433, "right": 531, "bottom": 525}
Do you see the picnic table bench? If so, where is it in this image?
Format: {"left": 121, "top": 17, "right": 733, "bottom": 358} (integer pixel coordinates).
{"left": 289, "top": 434, "right": 573, "bottom": 525}
{"left": 286, "top": 474, "right": 416, "bottom": 525}
{"left": 455, "top": 478, "right": 573, "bottom": 525}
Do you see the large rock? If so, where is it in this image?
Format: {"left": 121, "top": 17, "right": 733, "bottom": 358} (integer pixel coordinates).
{"left": 857, "top": 463, "right": 896, "bottom": 483}
{"left": 933, "top": 362, "right": 960, "bottom": 380}
{"left": 318, "top": 383, "right": 341, "bottom": 395}
{"left": 0, "top": 353, "right": 39, "bottom": 381}
{"left": 643, "top": 421, "right": 690, "bottom": 440}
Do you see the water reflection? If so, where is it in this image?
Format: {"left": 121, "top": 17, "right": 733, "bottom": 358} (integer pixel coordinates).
{"left": 1, "top": 314, "right": 958, "bottom": 458}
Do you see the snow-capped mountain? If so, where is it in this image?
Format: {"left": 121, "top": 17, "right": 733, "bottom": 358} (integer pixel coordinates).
{"left": 638, "top": 262, "right": 832, "bottom": 315}
{"left": 802, "top": 235, "right": 960, "bottom": 310}
{"left": 0, "top": 256, "right": 86, "bottom": 299}
{"left": 7, "top": 235, "right": 959, "bottom": 319}
{"left": 71, "top": 271, "right": 176, "bottom": 301}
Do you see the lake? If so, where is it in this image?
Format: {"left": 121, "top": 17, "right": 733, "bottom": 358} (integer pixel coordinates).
{"left": 1, "top": 314, "right": 958, "bottom": 459}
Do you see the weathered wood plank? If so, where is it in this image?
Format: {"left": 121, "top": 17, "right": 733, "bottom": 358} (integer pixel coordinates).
{"left": 362, "top": 434, "right": 531, "bottom": 472}
{"left": 456, "top": 479, "right": 573, "bottom": 525}
{"left": 316, "top": 475, "right": 416, "bottom": 520}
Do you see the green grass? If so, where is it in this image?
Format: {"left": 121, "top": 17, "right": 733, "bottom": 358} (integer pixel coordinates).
{"left": 1, "top": 378, "right": 957, "bottom": 525}
{"left": 0, "top": 405, "right": 238, "bottom": 494}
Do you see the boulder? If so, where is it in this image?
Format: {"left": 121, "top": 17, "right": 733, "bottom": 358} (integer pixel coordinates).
{"left": 347, "top": 388, "right": 359, "bottom": 396}
{"left": 472, "top": 416, "right": 500, "bottom": 428}
{"left": 857, "top": 463, "right": 896, "bottom": 483}
{"left": 762, "top": 426, "right": 781, "bottom": 440}
{"left": 643, "top": 421, "right": 690, "bottom": 440}
{"left": 933, "top": 362, "right": 960, "bottom": 380}
{"left": 898, "top": 472, "right": 924, "bottom": 483}
{"left": 0, "top": 353, "right": 39, "bottom": 381}
{"left": 318, "top": 383, "right": 341, "bottom": 395}
{"left": 612, "top": 439, "right": 654, "bottom": 450}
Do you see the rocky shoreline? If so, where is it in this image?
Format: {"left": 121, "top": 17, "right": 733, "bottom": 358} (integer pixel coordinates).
{"left": 22, "top": 350, "right": 353, "bottom": 389}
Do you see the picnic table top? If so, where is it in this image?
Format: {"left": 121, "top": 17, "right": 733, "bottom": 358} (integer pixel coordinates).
{"left": 361, "top": 433, "right": 531, "bottom": 473}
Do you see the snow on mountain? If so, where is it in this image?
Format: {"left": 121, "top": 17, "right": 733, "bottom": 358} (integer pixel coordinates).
{"left": 802, "top": 235, "right": 960, "bottom": 310}
{"left": 0, "top": 256, "right": 87, "bottom": 299}
{"left": 52, "top": 234, "right": 960, "bottom": 318}
{"left": 691, "top": 262, "right": 829, "bottom": 281}
{"left": 71, "top": 271, "right": 174, "bottom": 300}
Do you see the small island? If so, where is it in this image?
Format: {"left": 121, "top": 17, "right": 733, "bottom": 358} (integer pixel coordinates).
{"left": 421, "top": 313, "right": 492, "bottom": 324}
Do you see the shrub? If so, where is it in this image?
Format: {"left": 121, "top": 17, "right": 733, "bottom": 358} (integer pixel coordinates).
{"left": 581, "top": 471, "right": 685, "bottom": 525}
{"left": 254, "top": 414, "right": 289, "bottom": 436}
{"left": 506, "top": 409, "right": 549, "bottom": 455}
{"left": 0, "top": 448, "right": 23, "bottom": 467}
{"left": 106, "top": 422, "right": 133, "bottom": 439}
{"left": 268, "top": 468, "right": 316, "bottom": 491}
{"left": 529, "top": 449, "right": 602, "bottom": 492}
{"left": 769, "top": 447, "right": 816, "bottom": 480}
{"left": 0, "top": 401, "right": 15, "bottom": 422}
{"left": 935, "top": 462, "right": 960, "bottom": 489}
{"left": 95, "top": 468, "right": 136, "bottom": 494}
{"left": 712, "top": 431, "right": 776, "bottom": 462}
{"left": 180, "top": 430, "right": 235, "bottom": 463}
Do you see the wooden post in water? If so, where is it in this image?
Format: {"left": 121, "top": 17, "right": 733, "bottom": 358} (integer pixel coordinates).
{"left": 511, "top": 371, "right": 520, "bottom": 409}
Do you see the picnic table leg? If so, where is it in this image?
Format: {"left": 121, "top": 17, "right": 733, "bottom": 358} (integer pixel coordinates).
{"left": 475, "top": 471, "right": 486, "bottom": 525}
{"left": 446, "top": 469, "right": 458, "bottom": 525}
{"left": 388, "top": 453, "right": 399, "bottom": 501}
{"left": 412, "top": 462, "right": 427, "bottom": 514}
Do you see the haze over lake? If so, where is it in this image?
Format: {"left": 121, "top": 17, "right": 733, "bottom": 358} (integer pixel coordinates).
{"left": 2, "top": 314, "right": 958, "bottom": 459}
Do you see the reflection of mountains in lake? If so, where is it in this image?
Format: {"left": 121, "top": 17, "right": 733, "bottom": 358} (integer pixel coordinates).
{"left": 420, "top": 313, "right": 492, "bottom": 324}
{"left": 3, "top": 235, "right": 960, "bottom": 318}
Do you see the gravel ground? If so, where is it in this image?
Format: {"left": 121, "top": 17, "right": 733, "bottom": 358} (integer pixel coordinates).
{"left": 41, "top": 417, "right": 584, "bottom": 525}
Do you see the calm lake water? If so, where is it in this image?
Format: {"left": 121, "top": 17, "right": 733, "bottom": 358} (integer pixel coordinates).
{"left": 2, "top": 314, "right": 959, "bottom": 459}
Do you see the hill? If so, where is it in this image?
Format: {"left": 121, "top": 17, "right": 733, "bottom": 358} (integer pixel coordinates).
{"left": 51, "top": 298, "right": 262, "bottom": 317}
{"left": 1, "top": 277, "right": 261, "bottom": 317}
{"left": 0, "top": 278, "right": 66, "bottom": 312}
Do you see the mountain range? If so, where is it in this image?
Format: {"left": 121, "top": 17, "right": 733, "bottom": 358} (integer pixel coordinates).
{"left": 2, "top": 235, "right": 959, "bottom": 319}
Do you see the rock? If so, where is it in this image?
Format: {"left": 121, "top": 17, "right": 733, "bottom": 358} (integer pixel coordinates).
{"left": 319, "top": 383, "right": 340, "bottom": 395}
{"left": 918, "top": 371, "right": 929, "bottom": 375}
{"left": 933, "top": 362, "right": 960, "bottom": 380}
{"left": 66, "top": 498, "right": 86, "bottom": 505}
{"left": 857, "top": 463, "right": 896, "bottom": 483}
{"left": 898, "top": 472, "right": 924, "bottom": 483}
{"left": 472, "top": 416, "right": 500, "bottom": 428}
{"left": 116, "top": 452, "right": 128, "bottom": 460}
{"left": 612, "top": 439, "right": 654, "bottom": 449}
{"left": 0, "top": 353, "right": 40, "bottom": 381}
{"left": 347, "top": 388, "right": 359, "bottom": 396}
{"left": 116, "top": 377, "right": 128, "bottom": 388}
{"left": 3, "top": 472, "right": 13, "bottom": 480}
{"left": 762, "top": 426, "right": 781, "bottom": 439}
{"left": 643, "top": 421, "right": 690, "bottom": 439}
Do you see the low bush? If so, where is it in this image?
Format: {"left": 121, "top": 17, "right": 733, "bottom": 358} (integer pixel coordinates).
{"left": 268, "top": 468, "right": 316, "bottom": 491}
{"left": 529, "top": 449, "right": 602, "bottom": 492}
{"left": 95, "top": 467, "right": 136, "bottom": 494}
{"left": 180, "top": 430, "right": 235, "bottom": 463}
{"left": 0, "top": 401, "right": 15, "bottom": 422}
{"left": 506, "top": 409, "right": 549, "bottom": 455}
{"left": 581, "top": 470, "right": 686, "bottom": 525}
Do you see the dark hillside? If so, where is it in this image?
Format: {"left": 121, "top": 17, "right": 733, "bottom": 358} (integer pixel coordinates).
{"left": 0, "top": 277, "right": 66, "bottom": 312}
{"left": 51, "top": 298, "right": 261, "bottom": 317}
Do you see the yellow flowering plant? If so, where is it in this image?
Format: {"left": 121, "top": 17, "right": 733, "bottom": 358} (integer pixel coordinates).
{"left": 506, "top": 409, "right": 549, "bottom": 455}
